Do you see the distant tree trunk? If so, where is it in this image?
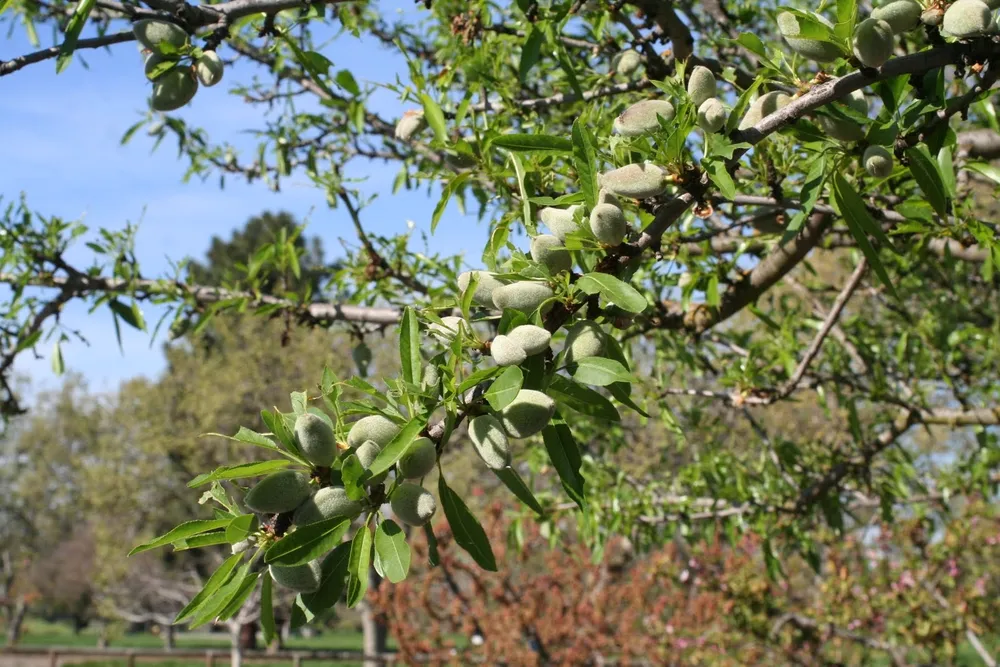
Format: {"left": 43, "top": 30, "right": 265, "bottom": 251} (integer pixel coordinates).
{"left": 361, "top": 568, "right": 388, "bottom": 667}
{"left": 162, "top": 624, "right": 175, "bottom": 651}
{"left": 5, "top": 597, "right": 27, "bottom": 645}
{"left": 229, "top": 623, "right": 243, "bottom": 667}
{"left": 96, "top": 621, "right": 109, "bottom": 648}
{"left": 239, "top": 622, "right": 258, "bottom": 650}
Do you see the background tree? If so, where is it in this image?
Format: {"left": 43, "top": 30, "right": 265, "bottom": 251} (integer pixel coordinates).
{"left": 1, "top": 0, "right": 999, "bottom": 662}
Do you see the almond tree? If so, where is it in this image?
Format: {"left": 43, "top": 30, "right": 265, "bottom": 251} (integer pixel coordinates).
{"left": 1, "top": 0, "right": 998, "bottom": 659}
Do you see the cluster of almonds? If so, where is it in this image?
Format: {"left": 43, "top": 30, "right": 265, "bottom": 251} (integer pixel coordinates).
{"left": 132, "top": 19, "right": 223, "bottom": 112}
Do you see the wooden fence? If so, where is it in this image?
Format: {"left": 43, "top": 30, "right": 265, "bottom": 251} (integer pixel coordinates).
{"left": 0, "top": 647, "right": 399, "bottom": 667}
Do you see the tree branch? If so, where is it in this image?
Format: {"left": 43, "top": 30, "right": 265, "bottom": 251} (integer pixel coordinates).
{"left": 0, "top": 31, "right": 135, "bottom": 77}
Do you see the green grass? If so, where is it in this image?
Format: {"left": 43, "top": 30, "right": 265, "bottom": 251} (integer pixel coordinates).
{"left": 13, "top": 618, "right": 369, "bottom": 652}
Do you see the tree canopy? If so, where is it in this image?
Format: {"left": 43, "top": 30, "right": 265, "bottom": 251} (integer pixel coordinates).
{"left": 1, "top": 0, "right": 998, "bottom": 660}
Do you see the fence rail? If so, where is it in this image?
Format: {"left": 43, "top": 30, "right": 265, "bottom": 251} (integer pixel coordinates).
{"left": 0, "top": 647, "right": 398, "bottom": 666}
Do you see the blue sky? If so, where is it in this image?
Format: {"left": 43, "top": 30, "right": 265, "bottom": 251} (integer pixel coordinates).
{"left": 1, "top": 1, "right": 492, "bottom": 400}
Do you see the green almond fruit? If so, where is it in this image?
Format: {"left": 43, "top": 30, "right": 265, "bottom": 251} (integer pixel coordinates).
{"left": 539, "top": 205, "right": 582, "bottom": 241}
{"left": 942, "top": 0, "right": 992, "bottom": 36}
{"left": 563, "top": 319, "right": 607, "bottom": 365}
{"left": 270, "top": 560, "right": 322, "bottom": 593}
{"left": 499, "top": 389, "right": 556, "bottom": 439}
{"left": 195, "top": 51, "right": 224, "bottom": 87}
{"left": 613, "top": 49, "right": 642, "bottom": 76}
{"left": 346, "top": 414, "right": 400, "bottom": 448}
{"left": 921, "top": 7, "right": 945, "bottom": 25}
{"left": 863, "top": 145, "right": 893, "bottom": 177}
{"left": 397, "top": 437, "right": 437, "bottom": 479}
{"left": 853, "top": 18, "right": 894, "bottom": 68}
{"left": 871, "top": 0, "right": 922, "bottom": 32}
{"left": 293, "top": 486, "right": 362, "bottom": 526}
{"left": 421, "top": 364, "right": 440, "bottom": 391}
{"left": 738, "top": 91, "right": 792, "bottom": 131}
{"left": 492, "top": 282, "right": 555, "bottom": 315}
{"left": 132, "top": 19, "right": 189, "bottom": 54}
{"left": 150, "top": 68, "right": 198, "bottom": 112}
{"left": 530, "top": 234, "right": 572, "bottom": 274}
{"left": 815, "top": 89, "right": 868, "bottom": 142}
{"left": 244, "top": 471, "right": 312, "bottom": 514}
{"left": 589, "top": 203, "right": 627, "bottom": 245}
{"left": 687, "top": 66, "right": 717, "bottom": 107}
{"left": 612, "top": 100, "right": 675, "bottom": 136}
{"left": 390, "top": 483, "right": 437, "bottom": 527}
{"left": 491, "top": 334, "right": 527, "bottom": 367}
{"left": 394, "top": 109, "right": 427, "bottom": 141}
{"left": 231, "top": 539, "right": 250, "bottom": 554}
{"left": 428, "top": 315, "right": 467, "bottom": 341}
{"left": 294, "top": 412, "right": 337, "bottom": 467}
{"left": 777, "top": 12, "right": 845, "bottom": 62}
{"left": 599, "top": 162, "right": 669, "bottom": 199}
{"left": 697, "top": 98, "right": 727, "bottom": 133}
{"left": 506, "top": 324, "right": 552, "bottom": 356}
{"left": 469, "top": 414, "right": 511, "bottom": 470}
{"left": 458, "top": 270, "right": 503, "bottom": 307}
{"left": 597, "top": 188, "right": 620, "bottom": 208}
{"left": 355, "top": 440, "right": 388, "bottom": 486}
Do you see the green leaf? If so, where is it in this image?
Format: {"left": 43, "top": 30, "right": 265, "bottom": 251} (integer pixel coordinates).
{"left": 575, "top": 273, "right": 647, "bottom": 313}
{"left": 265, "top": 516, "right": 351, "bottom": 566}
{"left": 260, "top": 575, "right": 275, "bottom": 646}
{"left": 51, "top": 341, "right": 64, "bottom": 375}
{"left": 492, "top": 134, "right": 574, "bottom": 153}
{"left": 346, "top": 523, "right": 373, "bottom": 608}
{"left": 485, "top": 366, "right": 523, "bottom": 411}
{"left": 835, "top": 0, "right": 858, "bottom": 41}
{"left": 187, "top": 459, "right": 292, "bottom": 488}
{"left": 419, "top": 93, "right": 448, "bottom": 143}
{"left": 171, "top": 531, "right": 229, "bottom": 551}
{"left": 187, "top": 563, "right": 252, "bottom": 629}
{"left": 904, "top": 146, "right": 949, "bottom": 218}
{"left": 438, "top": 476, "right": 497, "bottom": 571}
{"left": 368, "top": 417, "right": 427, "bottom": 477}
{"left": 431, "top": 172, "right": 470, "bottom": 233}
{"left": 542, "top": 418, "right": 586, "bottom": 509}
{"left": 547, "top": 375, "right": 620, "bottom": 422}
{"left": 109, "top": 299, "right": 146, "bottom": 331}
{"left": 572, "top": 119, "right": 599, "bottom": 210}
{"left": 225, "top": 514, "right": 258, "bottom": 543}
{"left": 567, "top": 357, "right": 634, "bottom": 386}
{"left": 56, "top": 0, "right": 96, "bottom": 73}
{"left": 457, "top": 366, "right": 503, "bottom": 394}
{"left": 964, "top": 161, "right": 1000, "bottom": 186}
{"left": 782, "top": 155, "right": 827, "bottom": 244}
{"left": 216, "top": 571, "right": 259, "bottom": 621}
{"left": 374, "top": 520, "right": 411, "bottom": 584}
{"left": 202, "top": 427, "right": 284, "bottom": 455}
{"left": 493, "top": 467, "right": 545, "bottom": 516}
{"left": 937, "top": 146, "right": 956, "bottom": 197}
{"left": 832, "top": 173, "right": 897, "bottom": 299}
{"left": 174, "top": 553, "right": 244, "bottom": 624}
{"left": 300, "top": 542, "right": 352, "bottom": 614}
{"left": 734, "top": 33, "right": 772, "bottom": 64}
{"left": 399, "top": 307, "right": 421, "bottom": 385}
{"left": 129, "top": 518, "right": 232, "bottom": 556}
{"left": 727, "top": 76, "right": 764, "bottom": 133}
{"left": 335, "top": 69, "right": 360, "bottom": 96}
{"left": 518, "top": 27, "right": 544, "bottom": 82}
{"left": 703, "top": 159, "right": 737, "bottom": 200}
{"left": 508, "top": 151, "right": 533, "bottom": 232}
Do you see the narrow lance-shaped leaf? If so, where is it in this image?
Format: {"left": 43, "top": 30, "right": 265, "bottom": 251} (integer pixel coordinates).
{"left": 374, "top": 519, "right": 411, "bottom": 584}
{"left": 439, "top": 476, "right": 497, "bottom": 571}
